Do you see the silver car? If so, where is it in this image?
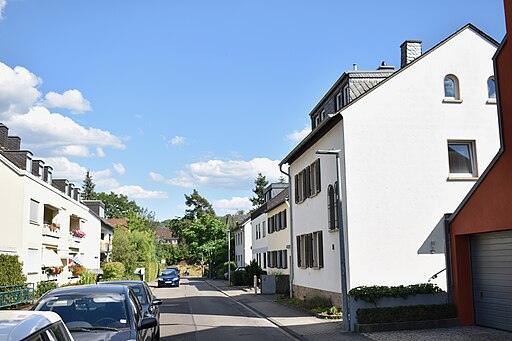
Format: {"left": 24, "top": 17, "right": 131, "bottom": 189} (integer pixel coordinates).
{"left": 0, "top": 310, "right": 74, "bottom": 341}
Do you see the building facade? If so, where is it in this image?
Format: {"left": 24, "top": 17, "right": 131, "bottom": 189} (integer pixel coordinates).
{"left": 280, "top": 25, "right": 500, "bottom": 307}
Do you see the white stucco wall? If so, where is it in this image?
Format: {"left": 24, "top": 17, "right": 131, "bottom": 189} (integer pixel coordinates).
{"left": 251, "top": 213, "right": 268, "bottom": 269}
{"left": 242, "top": 220, "right": 252, "bottom": 266}
{"left": 0, "top": 155, "right": 101, "bottom": 285}
{"left": 289, "top": 26, "right": 500, "bottom": 295}
{"left": 342, "top": 27, "right": 500, "bottom": 290}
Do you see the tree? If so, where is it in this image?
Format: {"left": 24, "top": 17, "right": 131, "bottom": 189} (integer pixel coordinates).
{"left": 94, "top": 192, "right": 141, "bottom": 219}
{"left": 250, "top": 173, "right": 268, "bottom": 208}
{"left": 111, "top": 228, "right": 137, "bottom": 274}
{"left": 82, "top": 170, "right": 95, "bottom": 200}
{"left": 182, "top": 213, "right": 226, "bottom": 264}
{"left": 184, "top": 189, "right": 215, "bottom": 220}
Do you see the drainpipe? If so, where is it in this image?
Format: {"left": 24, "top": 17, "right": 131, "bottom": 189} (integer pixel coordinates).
{"left": 279, "top": 163, "right": 294, "bottom": 299}
{"left": 444, "top": 213, "right": 453, "bottom": 303}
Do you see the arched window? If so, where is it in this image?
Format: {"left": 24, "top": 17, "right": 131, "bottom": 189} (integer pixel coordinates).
{"left": 327, "top": 185, "right": 335, "bottom": 230}
{"left": 487, "top": 77, "right": 496, "bottom": 99}
{"left": 327, "top": 183, "right": 339, "bottom": 230}
{"left": 444, "top": 75, "right": 460, "bottom": 100}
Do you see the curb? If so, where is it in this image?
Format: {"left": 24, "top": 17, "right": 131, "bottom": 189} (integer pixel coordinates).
{"left": 204, "top": 279, "right": 306, "bottom": 341}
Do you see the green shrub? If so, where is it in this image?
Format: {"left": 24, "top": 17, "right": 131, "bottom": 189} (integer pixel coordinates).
{"left": 102, "top": 262, "right": 125, "bottom": 280}
{"left": 356, "top": 304, "right": 457, "bottom": 324}
{"left": 79, "top": 270, "right": 98, "bottom": 285}
{"left": 304, "top": 295, "right": 332, "bottom": 310}
{"left": 0, "top": 254, "right": 26, "bottom": 286}
{"left": 245, "top": 260, "right": 264, "bottom": 281}
{"left": 36, "top": 281, "right": 58, "bottom": 298}
{"left": 231, "top": 270, "right": 248, "bottom": 286}
{"left": 349, "top": 283, "right": 444, "bottom": 304}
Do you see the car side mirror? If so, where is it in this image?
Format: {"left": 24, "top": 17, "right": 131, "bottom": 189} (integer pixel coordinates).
{"left": 138, "top": 317, "right": 157, "bottom": 331}
{"left": 152, "top": 299, "right": 163, "bottom": 306}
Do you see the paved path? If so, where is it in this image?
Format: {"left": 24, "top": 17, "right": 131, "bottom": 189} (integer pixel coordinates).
{"left": 201, "top": 278, "right": 512, "bottom": 341}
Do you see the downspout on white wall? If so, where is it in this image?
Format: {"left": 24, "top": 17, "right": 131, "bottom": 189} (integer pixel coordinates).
{"left": 279, "top": 163, "right": 294, "bottom": 298}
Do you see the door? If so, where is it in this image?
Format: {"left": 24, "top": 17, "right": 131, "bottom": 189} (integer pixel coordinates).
{"left": 471, "top": 230, "right": 512, "bottom": 331}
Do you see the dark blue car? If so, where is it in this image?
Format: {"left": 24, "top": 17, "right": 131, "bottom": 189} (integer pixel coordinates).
{"left": 157, "top": 267, "right": 180, "bottom": 288}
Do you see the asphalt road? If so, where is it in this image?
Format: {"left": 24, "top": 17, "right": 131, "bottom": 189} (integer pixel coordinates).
{"left": 152, "top": 277, "right": 293, "bottom": 341}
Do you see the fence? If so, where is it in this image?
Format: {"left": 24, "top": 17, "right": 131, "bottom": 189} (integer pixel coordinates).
{"left": 0, "top": 283, "right": 35, "bottom": 309}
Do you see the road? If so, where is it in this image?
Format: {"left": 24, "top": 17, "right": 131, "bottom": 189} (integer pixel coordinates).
{"left": 152, "top": 277, "right": 294, "bottom": 341}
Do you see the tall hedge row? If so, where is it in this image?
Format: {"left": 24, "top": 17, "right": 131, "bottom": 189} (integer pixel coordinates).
{"left": 0, "top": 254, "right": 27, "bottom": 286}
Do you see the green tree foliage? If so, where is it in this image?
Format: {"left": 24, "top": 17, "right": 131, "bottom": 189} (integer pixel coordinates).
{"left": 184, "top": 189, "right": 215, "bottom": 220}
{"left": 81, "top": 170, "right": 96, "bottom": 200}
{"left": 111, "top": 228, "right": 138, "bottom": 274}
{"left": 94, "top": 192, "right": 141, "bottom": 219}
{"left": 250, "top": 173, "right": 268, "bottom": 208}
{"left": 102, "top": 262, "right": 126, "bottom": 280}
{"left": 156, "top": 243, "right": 185, "bottom": 265}
{"left": 162, "top": 218, "right": 186, "bottom": 242}
{"left": 0, "top": 254, "right": 26, "bottom": 286}
{"left": 182, "top": 213, "right": 226, "bottom": 263}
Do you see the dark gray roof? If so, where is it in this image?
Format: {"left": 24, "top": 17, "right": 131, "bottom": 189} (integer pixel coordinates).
{"left": 265, "top": 187, "right": 289, "bottom": 212}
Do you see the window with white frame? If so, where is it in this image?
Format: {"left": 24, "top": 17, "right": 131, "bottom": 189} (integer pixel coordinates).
{"left": 30, "top": 199, "right": 39, "bottom": 225}
{"left": 26, "top": 248, "right": 40, "bottom": 274}
{"left": 336, "top": 92, "right": 342, "bottom": 111}
{"left": 262, "top": 221, "right": 266, "bottom": 237}
{"left": 296, "top": 231, "right": 323, "bottom": 269}
{"left": 342, "top": 84, "right": 350, "bottom": 106}
{"left": 487, "top": 77, "right": 496, "bottom": 100}
{"left": 448, "top": 141, "right": 477, "bottom": 178}
{"left": 444, "top": 75, "right": 460, "bottom": 100}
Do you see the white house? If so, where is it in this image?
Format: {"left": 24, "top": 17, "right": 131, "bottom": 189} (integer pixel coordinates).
{"left": 0, "top": 123, "right": 101, "bottom": 286}
{"left": 265, "top": 187, "right": 291, "bottom": 275}
{"left": 234, "top": 218, "right": 252, "bottom": 267}
{"left": 280, "top": 24, "right": 500, "bottom": 308}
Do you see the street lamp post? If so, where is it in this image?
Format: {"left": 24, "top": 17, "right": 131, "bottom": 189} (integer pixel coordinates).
{"left": 316, "top": 148, "right": 350, "bottom": 332}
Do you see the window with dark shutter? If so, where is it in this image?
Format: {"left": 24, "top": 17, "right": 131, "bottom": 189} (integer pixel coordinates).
{"left": 283, "top": 210, "right": 287, "bottom": 229}
{"left": 297, "top": 236, "right": 302, "bottom": 267}
{"left": 294, "top": 174, "right": 299, "bottom": 203}
{"left": 318, "top": 231, "right": 324, "bottom": 268}
{"left": 316, "top": 159, "right": 321, "bottom": 193}
{"left": 283, "top": 250, "right": 288, "bottom": 269}
{"left": 305, "top": 166, "right": 311, "bottom": 197}
{"left": 328, "top": 185, "right": 335, "bottom": 230}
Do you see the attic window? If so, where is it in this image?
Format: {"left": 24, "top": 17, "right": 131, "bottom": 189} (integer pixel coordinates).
{"left": 487, "top": 77, "right": 496, "bottom": 104}
{"left": 443, "top": 75, "right": 462, "bottom": 103}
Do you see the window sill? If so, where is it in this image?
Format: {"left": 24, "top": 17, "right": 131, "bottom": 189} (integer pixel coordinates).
{"left": 328, "top": 228, "right": 340, "bottom": 233}
{"left": 486, "top": 99, "right": 497, "bottom": 105}
{"left": 443, "top": 98, "right": 463, "bottom": 104}
{"left": 447, "top": 176, "right": 478, "bottom": 181}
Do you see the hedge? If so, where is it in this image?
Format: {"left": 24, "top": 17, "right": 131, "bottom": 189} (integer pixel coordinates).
{"left": 102, "top": 262, "right": 126, "bottom": 280}
{"left": 0, "top": 254, "right": 26, "bottom": 286}
{"left": 36, "top": 281, "right": 58, "bottom": 298}
{"left": 356, "top": 304, "right": 457, "bottom": 324}
{"left": 349, "top": 283, "right": 443, "bottom": 304}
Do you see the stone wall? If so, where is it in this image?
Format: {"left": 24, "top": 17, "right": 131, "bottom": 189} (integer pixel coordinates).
{"left": 293, "top": 284, "right": 342, "bottom": 307}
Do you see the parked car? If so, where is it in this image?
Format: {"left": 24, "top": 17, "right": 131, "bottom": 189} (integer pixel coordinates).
{"left": 99, "top": 280, "right": 162, "bottom": 339}
{"left": 0, "top": 310, "right": 74, "bottom": 341}
{"left": 157, "top": 267, "right": 180, "bottom": 287}
{"left": 32, "top": 284, "right": 157, "bottom": 341}
{"left": 224, "top": 267, "right": 246, "bottom": 279}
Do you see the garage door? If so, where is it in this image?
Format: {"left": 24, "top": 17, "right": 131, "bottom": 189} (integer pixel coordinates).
{"left": 471, "top": 230, "right": 512, "bottom": 332}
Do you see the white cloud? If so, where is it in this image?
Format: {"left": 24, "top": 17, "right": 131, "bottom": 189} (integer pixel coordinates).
{"left": 111, "top": 185, "right": 168, "bottom": 199}
{"left": 150, "top": 157, "right": 282, "bottom": 188}
{"left": 0, "top": 63, "right": 41, "bottom": 118}
{"left": 0, "top": 1, "right": 6, "bottom": 20}
{"left": 112, "top": 163, "right": 126, "bottom": 175}
{"left": 0, "top": 62, "right": 125, "bottom": 159}
{"left": 96, "top": 147, "right": 106, "bottom": 158}
{"left": 42, "top": 157, "right": 88, "bottom": 183}
{"left": 5, "top": 106, "right": 125, "bottom": 156}
{"left": 286, "top": 126, "right": 311, "bottom": 142}
{"left": 213, "top": 196, "right": 252, "bottom": 215}
{"left": 43, "top": 89, "right": 92, "bottom": 114}
{"left": 54, "top": 145, "right": 92, "bottom": 157}
{"left": 170, "top": 136, "right": 186, "bottom": 145}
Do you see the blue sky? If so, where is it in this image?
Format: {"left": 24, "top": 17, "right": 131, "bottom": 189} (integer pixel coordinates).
{"left": 0, "top": 1, "right": 506, "bottom": 220}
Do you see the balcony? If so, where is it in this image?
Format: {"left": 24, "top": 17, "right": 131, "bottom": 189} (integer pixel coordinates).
{"left": 68, "top": 233, "right": 85, "bottom": 247}
{"left": 42, "top": 224, "right": 61, "bottom": 246}
{"left": 100, "top": 240, "right": 111, "bottom": 253}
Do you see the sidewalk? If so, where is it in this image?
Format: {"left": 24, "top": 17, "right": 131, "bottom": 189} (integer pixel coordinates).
{"left": 205, "top": 279, "right": 367, "bottom": 341}
{"left": 204, "top": 279, "right": 512, "bottom": 341}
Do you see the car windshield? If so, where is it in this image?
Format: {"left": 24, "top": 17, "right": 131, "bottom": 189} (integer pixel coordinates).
{"left": 125, "top": 284, "right": 148, "bottom": 304}
{"left": 161, "top": 269, "right": 179, "bottom": 276}
{"left": 34, "top": 293, "right": 129, "bottom": 330}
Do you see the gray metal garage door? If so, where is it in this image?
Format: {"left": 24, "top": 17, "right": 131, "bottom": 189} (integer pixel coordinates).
{"left": 471, "top": 230, "right": 512, "bottom": 332}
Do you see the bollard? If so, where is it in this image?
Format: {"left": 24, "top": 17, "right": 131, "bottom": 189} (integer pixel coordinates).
{"left": 254, "top": 275, "right": 258, "bottom": 294}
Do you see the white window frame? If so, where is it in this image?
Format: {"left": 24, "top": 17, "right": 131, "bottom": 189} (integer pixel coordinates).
{"left": 487, "top": 76, "right": 496, "bottom": 104}
{"left": 443, "top": 74, "right": 462, "bottom": 103}
{"left": 336, "top": 92, "right": 342, "bottom": 111}
{"left": 447, "top": 140, "right": 477, "bottom": 179}
{"left": 30, "top": 199, "right": 39, "bottom": 225}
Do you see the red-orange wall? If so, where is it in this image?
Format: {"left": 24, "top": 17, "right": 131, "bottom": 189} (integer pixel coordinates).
{"left": 449, "top": 0, "right": 512, "bottom": 326}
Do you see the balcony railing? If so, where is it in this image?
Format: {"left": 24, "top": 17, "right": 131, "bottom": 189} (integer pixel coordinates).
{"left": 42, "top": 223, "right": 61, "bottom": 238}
